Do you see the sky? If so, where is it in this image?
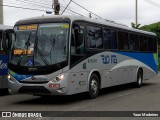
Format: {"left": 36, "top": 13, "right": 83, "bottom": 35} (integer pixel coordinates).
{"left": 2, "top": 0, "right": 160, "bottom": 27}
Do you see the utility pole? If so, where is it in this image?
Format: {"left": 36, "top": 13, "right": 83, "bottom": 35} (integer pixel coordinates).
{"left": 135, "top": 0, "right": 138, "bottom": 26}
{"left": 52, "top": 0, "right": 60, "bottom": 15}
{"left": 89, "top": 13, "right": 92, "bottom": 18}
{"left": 0, "top": 0, "right": 3, "bottom": 24}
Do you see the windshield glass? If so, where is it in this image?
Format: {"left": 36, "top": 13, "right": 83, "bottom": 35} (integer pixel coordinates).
{"left": 10, "top": 23, "right": 69, "bottom": 67}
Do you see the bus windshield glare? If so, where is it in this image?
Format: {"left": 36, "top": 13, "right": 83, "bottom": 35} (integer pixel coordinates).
{"left": 10, "top": 23, "right": 69, "bottom": 67}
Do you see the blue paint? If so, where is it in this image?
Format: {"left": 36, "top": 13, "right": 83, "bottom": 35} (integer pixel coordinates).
{"left": 9, "top": 70, "right": 33, "bottom": 81}
{"left": 28, "top": 59, "right": 33, "bottom": 66}
{"left": 0, "top": 55, "right": 8, "bottom": 76}
{"left": 117, "top": 52, "right": 158, "bottom": 73}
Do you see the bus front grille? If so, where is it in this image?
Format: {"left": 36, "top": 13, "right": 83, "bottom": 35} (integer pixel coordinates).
{"left": 18, "top": 86, "right": 51, "bottom": 94}
{"left": 19, "top": 81, "right": 49, "bottom": 84}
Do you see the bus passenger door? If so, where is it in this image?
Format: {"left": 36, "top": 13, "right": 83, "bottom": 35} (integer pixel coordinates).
{"left": 70, "top": 23, "right": 85, "bottom": 65}
{"left": 69, "top": 22, "right": 87, "bottom": 93}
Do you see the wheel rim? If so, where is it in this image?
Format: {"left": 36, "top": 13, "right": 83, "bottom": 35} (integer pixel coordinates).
{"left": 91, "top": 78, "right": 98, "bottom": 95}
{"left": 138, "top": 74, "right": 142, "bottom": 85}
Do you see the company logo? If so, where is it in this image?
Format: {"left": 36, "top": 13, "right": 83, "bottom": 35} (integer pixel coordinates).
{"left": 1, "top": 112, "right": 42, "bottom": 118}
{"left": 101, "top": 55, "right": 117, "bottom": 64}
{"left": 0, "top": 60, "right": 7, "bottom": 70}
{"left": 30, "top": 76, "right": 48, "bottom": 82}
{"left": 2, "top": 112, "right": 11, "bottom": 117}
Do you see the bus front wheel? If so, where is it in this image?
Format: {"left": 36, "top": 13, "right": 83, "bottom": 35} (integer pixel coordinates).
{"left": 88, "top": 73, "right": 100, "bottom": 99}
{"left": 135, "top": 69, "right": 143, "bottom": 88}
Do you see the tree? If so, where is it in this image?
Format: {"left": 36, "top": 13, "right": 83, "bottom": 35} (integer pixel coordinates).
{"left": 131, "top": 22, "right": 141, "bottom": 29}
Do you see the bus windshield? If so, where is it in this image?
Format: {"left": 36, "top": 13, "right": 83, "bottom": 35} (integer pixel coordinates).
{"left": 10, "top": 23, "right": 69, "bottom": 67}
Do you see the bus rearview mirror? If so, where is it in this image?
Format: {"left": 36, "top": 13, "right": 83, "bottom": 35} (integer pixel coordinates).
{"left": 2, "top": 29, "right": 14, "bottom": 50}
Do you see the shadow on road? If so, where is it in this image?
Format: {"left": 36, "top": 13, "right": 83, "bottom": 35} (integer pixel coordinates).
{"left": 14, "top": 93, "right": 89, "bottom": 105}
{"left": 99, "top": 82, "right": 155, "bottom": 97}
{"left": 14, "top": 82, "right": 156, "bottom": 105}
{"left": 0, "top": 88, "right": 9, "bottom": 96}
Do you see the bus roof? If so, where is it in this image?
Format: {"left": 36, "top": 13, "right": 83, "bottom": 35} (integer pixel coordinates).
{"left": 16, "top": 15, "right": 156, "bottom": 36}
{"left": 0, "top": 24, "right": 13, "bottom": 30}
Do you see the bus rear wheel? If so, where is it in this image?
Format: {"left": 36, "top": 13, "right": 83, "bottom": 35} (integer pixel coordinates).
{"left": 88, "top": 73, "right": 100, "bottom": 99}
{"left": 135, "top": 69, "right": 143, "bottom": 88}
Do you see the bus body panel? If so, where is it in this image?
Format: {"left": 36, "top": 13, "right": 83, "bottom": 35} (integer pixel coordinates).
{"left": 7, "top": 15, "right": 158, "bottom": 96}
{"left": 8, "top": 51, "right": 157, "bottom": 95}
{"left": 0, "top": 25, "right": 13, "bottom": 89}
{"left": 68, "top": 51, "right": 157, "bottom": 93}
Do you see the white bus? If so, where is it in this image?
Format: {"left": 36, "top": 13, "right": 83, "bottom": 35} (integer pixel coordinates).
{"left": 5, "top": 15, "right": 158, "bottom": 98}
{"left": 0, "top": 24, "right": 12, "bottom": 90}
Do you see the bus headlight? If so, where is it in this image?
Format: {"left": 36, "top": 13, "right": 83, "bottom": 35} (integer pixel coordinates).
{"left": 8, "top": 74, "right": 14, "bottom": 81}
{"left": 54, "top": 73, "right": 66, "bottom": 82}
{"left": 8, "top": 75, "right": 11, "bottom": 80}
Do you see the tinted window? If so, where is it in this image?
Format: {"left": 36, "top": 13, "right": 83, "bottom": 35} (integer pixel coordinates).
{"left": 148, "top": 37, "right": 154, "bottom": 52}
{"left": 139, "top": 35, "right": 148, "bottom": 52}
{"left": 129, "top": 33, "right": 139, "bottom": 51}
{"left": 153, "top": 37, "right": 157, "bottom": 53}
{"left": 118, "top": 31, "right": 129, "bottom": 50}
{"left": 0, "top": 30, "right": 2, "bottom": 38}
{"left": 104, "top": 29, "right": 117, "bottom": 49}
{"left": 87, "top": 26, "right": 102, "bottom": 49}
{"left": 71, "top": 23, "right": 85, "bottom": 54}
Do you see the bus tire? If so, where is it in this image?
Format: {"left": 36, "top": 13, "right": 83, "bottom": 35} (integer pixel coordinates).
{"left": 135, "top": 69, "right": 143, "bottom": 88}
{"left": 88, "top": 73, "right": 100, "bottom": 99}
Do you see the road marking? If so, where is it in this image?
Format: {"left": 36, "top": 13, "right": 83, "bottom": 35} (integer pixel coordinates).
{"left": 117, "top": 91, "right": 139, "bottom": 97}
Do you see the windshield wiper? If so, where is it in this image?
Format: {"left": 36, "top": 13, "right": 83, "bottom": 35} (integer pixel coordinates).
{"left": 34, "top": 33, "right": 50, "bottom": 66}
{"left": 16, "top": 32, "right": 32, "bottom": 66}
{"left": 36, "top": 48, "right": 49, "bottom": 65}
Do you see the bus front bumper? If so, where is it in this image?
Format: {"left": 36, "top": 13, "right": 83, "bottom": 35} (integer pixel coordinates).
{"left": 8, "top": 77, "right": 69, "bottom": 96}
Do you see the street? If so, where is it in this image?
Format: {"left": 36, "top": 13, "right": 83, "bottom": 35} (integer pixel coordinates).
{"left": 0, "top": 73, "right": 160, "bottom": 120}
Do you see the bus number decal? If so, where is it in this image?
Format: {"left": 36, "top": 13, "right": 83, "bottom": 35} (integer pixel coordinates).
{"left": 88, "top": 59, "right": 97, "bottom": 63}
{"left": 61, "top": 24, "right": 69, "bottom": 29}
{"left": 101, "top": 55, "right": 117, "bottom": 64}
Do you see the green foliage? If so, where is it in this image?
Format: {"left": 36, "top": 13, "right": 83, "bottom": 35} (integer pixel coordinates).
{"left": 131, "top": 22, "right": 141, "bottom": 29}
{"left": 140, "top": 22, "right": 160, "bottom": 70}
{"left": 140, "top": 22, "right": 160, "bottom": 37}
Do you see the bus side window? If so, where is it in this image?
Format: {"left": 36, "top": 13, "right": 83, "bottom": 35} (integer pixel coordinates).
{"left": 118, "top": 31, "right": 129, "bottom": 51}
{"left": 71, "top": 29, "right": 76, "bottom": 54}
{"left": 71, "top": 24, "right": 85, "bottom": 54}
{"left": 129, "top": 33, "right": 139, "bottom": 51}
{"left": 153, "top": 37, "right": 157, "bottom": 53}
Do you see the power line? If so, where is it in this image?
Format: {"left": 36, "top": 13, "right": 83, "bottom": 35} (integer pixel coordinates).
{"left": 16, "top": 0, "right": 52, "bottom": 8}
{"left": 60, "top": 5, "right": 86, "bottom": 17}
{"left": 15, "top": 0, "right": 52, "bottom": 9}
{"left": 3, "top": 0, "right": 101, "bottom": 18}
{"left": 4, "top": 0, "right": 52, "bottom": 10}
{"left": 2, "top": 0, "right": 86, "bottom": 16}
{"left": 60, "top": 2, "right": 89, "bottom": 16}
{"left": 0, "top": 3, "right": 47, "bottom": 12}
{"left": 71, "top": 0, "right": 103, "bottom": 19}
{"left": 61, "top": 0, "right": 72, "bottom": 15}
{"left": 143, "top": 0, "right": 160, "bottom": 8}
{"left": 60, "top": 0, "right": 103, "bottom": 19}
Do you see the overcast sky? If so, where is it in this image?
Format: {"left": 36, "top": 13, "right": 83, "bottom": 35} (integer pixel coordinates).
{"left": 3, "top": 0, "right": 160, "bottom": 27}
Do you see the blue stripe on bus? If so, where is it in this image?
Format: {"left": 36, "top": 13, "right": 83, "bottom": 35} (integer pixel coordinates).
{"left": 0, "top": 55, "right": 8, "bottom": 76}
{"left": 116, "top": 52, "right": 158, "bottom": 73}
{"left": 9, "top": 70, "right": 33, "bottom": 81}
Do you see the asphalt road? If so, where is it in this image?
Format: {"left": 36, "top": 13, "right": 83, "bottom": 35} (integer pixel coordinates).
{"left": 0, "top": 73, "right": 160, "bottom": 120}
